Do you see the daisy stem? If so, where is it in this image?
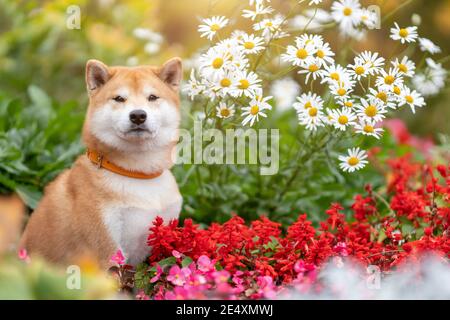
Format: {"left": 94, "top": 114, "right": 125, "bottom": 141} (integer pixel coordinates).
{"left": 302, "top": 8, "right": 318, "bottom": 33}
{"left": 372, "top": 190, "right": 395, "bottom": 216}
{"left": 382, "top": 0, "right": 415, "bottom": 23}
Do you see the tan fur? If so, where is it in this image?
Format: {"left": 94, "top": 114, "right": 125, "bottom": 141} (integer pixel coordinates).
{"left": 20, "top": 58, "right": 183, "bottom": 269}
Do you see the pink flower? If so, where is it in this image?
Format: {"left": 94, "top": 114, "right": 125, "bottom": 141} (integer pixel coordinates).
{"left": 167, "top": 265, "right": 191, "bottom": 286}
{"left": 150, "top": 264, "right": 163, "bottom": 283}
{"left": 172, "top": 250, "right": 182, "bottom": 258}
{"left": 257, "top": 276, "right": 277, "bottom": 299}
{"left": 197, "top": 255, "right": 214, "bottom": 272}
{"left": 294, "top": 260, "right": 315, "bottom": 273}
{"left": 110, "top": 249, "right": 125, "bottom": 266}
{"left": 212, "top": 270, "right": 230, "bottom": 284}
{"left": 18, "top": 248, "right": 30, "bottom": 263}
{"left": 333, "top": 242, "right": 349, "bottom": 256}
{"left": 135, "top": 290, "right": 150, "bottom": 300}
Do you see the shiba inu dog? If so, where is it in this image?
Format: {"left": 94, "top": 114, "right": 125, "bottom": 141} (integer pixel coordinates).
{"left": 20, "top": 58, "right": 183, "bottom": 267}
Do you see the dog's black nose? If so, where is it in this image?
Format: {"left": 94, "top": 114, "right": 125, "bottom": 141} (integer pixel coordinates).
{"left": 129, "top": 109, "right": 147, "bottom": 125}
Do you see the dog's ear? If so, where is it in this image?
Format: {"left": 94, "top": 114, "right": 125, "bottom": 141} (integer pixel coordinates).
{"left": 159, "top": 57, "right": 183, "bottom": 92}
{"left": 86, "top": 59, "right": 110, "bottom": 94}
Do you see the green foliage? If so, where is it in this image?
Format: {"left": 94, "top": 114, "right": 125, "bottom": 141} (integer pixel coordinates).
{"left": 0, "top": 86, "right": 84, "bottom": 208}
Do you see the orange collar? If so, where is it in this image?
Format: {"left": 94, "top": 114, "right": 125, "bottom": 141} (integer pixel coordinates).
{"left": 86, "top": 150, "right": 163, "bottom": 180}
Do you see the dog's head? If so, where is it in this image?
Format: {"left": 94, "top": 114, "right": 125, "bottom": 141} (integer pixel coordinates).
{"left": 83, "top": 58, "right": 182, "bottom": 153}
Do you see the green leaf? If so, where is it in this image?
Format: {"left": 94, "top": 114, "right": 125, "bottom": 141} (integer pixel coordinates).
{"left": 157, "top": 256, "right": 176, "bottom": 267}
{"left": 181, "top": 257, "right": 193, "bottom": 268}
{"left": 15, "top": 184, "right": 42, "bottom": 209}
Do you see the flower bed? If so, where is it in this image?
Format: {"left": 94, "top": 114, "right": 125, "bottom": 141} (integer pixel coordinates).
{"left": 125, "top": 155, "right": 450, "bottom": 299}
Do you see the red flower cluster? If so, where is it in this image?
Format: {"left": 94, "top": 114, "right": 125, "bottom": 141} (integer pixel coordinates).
{"left": 138, "top": 156, "right": 449, "bottom": 298}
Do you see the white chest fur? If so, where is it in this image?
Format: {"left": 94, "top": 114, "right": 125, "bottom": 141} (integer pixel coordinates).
{"left": 99, "top": 170, "right": 182, "bottom": 265}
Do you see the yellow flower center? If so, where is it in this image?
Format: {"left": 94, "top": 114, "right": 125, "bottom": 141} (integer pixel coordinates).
{"left": 337, "top": 88, "right": 347, "bottom": 96}
{"left": 376, "top": 92, "right": 387, "bottom": 102}
{"left": 212, "top": 58, "right": 224, "bottom": 69}
{"left": 316, "top": 50, "right": 324, "bottom": 58}
{"left": 364, "top": 125, "right": 374, "bottom": 133}
{"left": 309, "top": 64, "right": 319, "bottom": 72}
{"left": 304, "top": 101, "right": 312, "bottom": 109}
{"left": 393, "top": 86, "right": 401, "bottom": 95}
{"left": 338, "top": 115, "right": 349, "bottom": 125}
{"left": 384, "top": 75, "right": 395, "bottom": 85}
{"left": 244, "top": 41, "right": 255, "bottom": 50}
{"left": 355, "top": 66, "right": 365, "bottom": 75}
{"left": 265, "top": 21, "right": 273, "bottom": 27}
{"left": 296, "top": 49, "right": 308, "bottom": 59}
{"left": 220, "top": 78, "right": 231, "bottom": 87}
{"left": 348, "top": 157, "right": 359, "bottom": 166}
{"left": 238, "top": 79, "right": 250, "bottom": 90}
{"left": 250, "top": 105, "right": 259, "bottom": 115}
{"left": 220, "top": 108, "right": 230, "bottom": 117}
{"left": 365, "top": 105, "right": 377, "bottom": 117}
{"left": 344, "top": 101, "right": 353, "bottom": 108}
{"left": 211, "top": 24, "right": 221, "bottom": 32}
{"left": 330, "top": 72, "right": 340, "bottom": 81}
{"left": 308, "top": 107, "right": 318, "bottom": 117}
{"left": 398, "top": 63, "right": 408, "bottom": 73}
{"left": 343, "top": 7, "right": 353, "bottom": 16}
{"left": 399, "top": 28, "right": 409, "bottom": 38}
{"left": 405, "top": 95, "right": 414, "bottom": 103}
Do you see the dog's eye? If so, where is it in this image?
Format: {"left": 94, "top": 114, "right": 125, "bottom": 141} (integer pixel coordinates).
{"left": 148, "top": 94, "right": 159, "bottom": 102}
{"left": 113, "top": 96, "right": 126, "bottom": 103}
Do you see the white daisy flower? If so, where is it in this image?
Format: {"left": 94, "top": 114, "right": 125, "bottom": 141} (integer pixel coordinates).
{"left": 337, "top": 97, "right": 356, "bottom": 109}
{"left": 270, "top": 78, "right": 301, "bottom": 111}
{"left": 199, "top": 46, "right": 234, "bottom": 79}
{"left": 391, "top": 56, "right": 415, "bottom": 78}
{"left": 338, "top": 147, "right": 368, "bottom": 173}
{"left": 298, "top": 59, "right": 326, "bottom": 83}
{"left": 390, "top": 22, "right": 418, "bottom": 44}
{"left": 331, "top": 0, "right": 362, "bottom": 34}
{"left": 321, "top": 64, "right": 350, "bottom": 84}
{"left": 230, "top": 70, "right": 262, "bottom": 98}
{"left": 315, "top": 41, "right": 335, "bottom": 66}
{"left": 183, "top": 69, "right": 205, "bottom": 100}
{"left": 238, "top": 34, "right": 265, "bottom": 55}
{"left": 359, "top": 8, "right": 379, "bottom": 29}
{"left": 309, "top": 0, "right": 323, "bottom": 5}
{"left": 242, "top": 3, "right": 274, "bottom": 21}
{"left": 211, "top": 71, "right": 238, "bottom": 96}
{"left": 328, "top": 107, "right": 357, "bottom": 131}
{"left": 356, "top": 98, "right": 387, "bottom": 122}
{"left": 348, "top": 58, "right": 371, "bottom": 80}
{"left": 376, "top": 67, "right": 404, "bottom": 91}
{"left": 253, "top": 15, "right": 288, "bottom": 39}
{"left": 412, "top": 58, "right": 447, "bottom": 96}
{"left": 418, "top": 37, "right": 441, "bottom": 55}
{"left": 329, "top": 79, "right": 355, "bottom": 100}
{"left": 297, "top": 106, "right": 326, "bottom": 131}
{"left": 216, "top": 102, "right": 235, "bottom": 119}
{"left": 216, "top": 39, "right": 250, "bottom": 70}
{"left": 399, "top": 86, "right": 426, "bottom": 114}
{"left": 198, "top": 16, "right": 229, "bottom": 41}
{"left": 293, "top": 92, "right": 324, "bottom": 112}
{"left": 367, "top": 87, "right": 397, "bottom": 109}
{"left": 354, "top": 119, "right": 384, "bottom": 139}
{"left": 357, "top": 51, "right": 385, "bottom": 75}
{"left": 241, "top": 98, "right": 271, "bottom": 126}
{"left": 281, "top": 41, "right": 317, "bottom": 67}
